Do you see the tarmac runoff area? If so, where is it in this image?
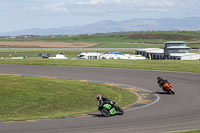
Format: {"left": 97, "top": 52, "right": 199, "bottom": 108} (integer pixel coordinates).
{"left": 0, "top": 64, "right": 199, "bottom": 133}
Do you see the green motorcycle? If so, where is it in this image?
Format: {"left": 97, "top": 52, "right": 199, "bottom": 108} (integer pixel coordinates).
{"left": 98, "top": 102, "right": 124, "bottom": 117}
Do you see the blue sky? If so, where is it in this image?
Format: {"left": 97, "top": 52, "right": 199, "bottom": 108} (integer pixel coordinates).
{"left": 0, "top": 0, "right": 200, "bottom": 32}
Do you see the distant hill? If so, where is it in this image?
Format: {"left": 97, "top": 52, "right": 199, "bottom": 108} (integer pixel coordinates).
{"left": 1, "top": 17, "right": 200, "bottom": 36}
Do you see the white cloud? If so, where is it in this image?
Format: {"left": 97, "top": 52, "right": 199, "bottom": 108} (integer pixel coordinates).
{"left": 77, "top": 0, "right": 121, "bottom": 5}
{"left": 111, "top": 0, "right": 122, "bottom": 3}
{"left": 32, "top": 3, "right": 69, "bottom": 13}
{"left": 178, "top": 0, "right": 199, "bottom": 8}
{"left": 147, "top": 0, "right": 174, "bottom": 7}
{"left": 76, "top": 0, "right": 174, "bottom": 10}
{"left": 77, "top": 0, "right": 106, "bottom": 5}
{"left": 142, "top": 8, "right": 168, "bottom": 12}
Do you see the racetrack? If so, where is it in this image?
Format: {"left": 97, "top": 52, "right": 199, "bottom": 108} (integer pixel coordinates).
{"left": 0, "top": 64, "right": 200, "bottom": 133}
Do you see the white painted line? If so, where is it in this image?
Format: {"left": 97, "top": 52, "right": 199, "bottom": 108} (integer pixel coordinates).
{"left": 125, "top": 93, "right": 160, "bottom": 112}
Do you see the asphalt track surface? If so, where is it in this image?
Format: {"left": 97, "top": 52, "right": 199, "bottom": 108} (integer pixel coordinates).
{"left": 0, "top": 64, "right": 200, "bottom": 133}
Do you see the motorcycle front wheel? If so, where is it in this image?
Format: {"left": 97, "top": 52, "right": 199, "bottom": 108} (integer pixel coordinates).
{"left": 170, "top": 90, "right": 175, "bottom": 95}
{"left": 115, "top": 106, "right": 124, "bottom": 115}
{"left": 118, "top": 108, "right": 124, "bottom": 115}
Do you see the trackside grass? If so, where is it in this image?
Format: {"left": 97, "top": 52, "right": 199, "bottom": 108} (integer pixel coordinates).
{"left": 0, "top": 59, "right": 200, "bottom": 73}
{"left": 0, "top": 75, "right": 136, "bottom": 122}
{"left": 169, "top": 130, "right": 200, "bottom": 133}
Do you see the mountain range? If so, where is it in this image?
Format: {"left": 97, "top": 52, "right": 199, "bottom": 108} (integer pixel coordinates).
{"left": 1, "top": 17, "right": 200, "bottom": 36}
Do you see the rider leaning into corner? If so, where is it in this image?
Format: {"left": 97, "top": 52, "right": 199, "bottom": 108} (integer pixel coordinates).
{"left": 96, "top": 94, "right": 112, "bottom": 104}
{"left": 157, "top": 77, "right": 170, "bottom": 91}
{"left": 96, "top": 94, "right": 119, "bottom": 111}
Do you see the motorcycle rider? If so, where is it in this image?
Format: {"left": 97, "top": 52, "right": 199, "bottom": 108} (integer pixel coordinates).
{"left": 157, "top": 77, "right": 170, "bottom": 91}
{"left": 96, "top": 94, "right": 112, "bottom": 104}
{"left": 96, "top": 94, "right": 117, "bottom": 110}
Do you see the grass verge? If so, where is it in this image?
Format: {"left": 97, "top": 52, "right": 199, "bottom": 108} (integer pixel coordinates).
{"left": 0, "top": 59, "right": 200, "bottom": 73}
{"left": 0, "top": 75, "right": 136, "bottom": 122}
{"left": 170, "top": 130, "right": 200, "bottom": 133}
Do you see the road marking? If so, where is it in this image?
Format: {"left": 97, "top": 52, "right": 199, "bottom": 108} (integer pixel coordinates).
{"left": 104, "top": 83, "right": 119, "bottom": 86}
{"left": 137, "top": 100, "right": 153, "bottom": 104}
{"left": 140, "top": 94, "right": 153, "bottom": 97}
{"left": 125, "top": 93, "right": 160, "bottom": 112}
{"left": 122, "top": 106, "right": 135, "bottom": 110}
{"left": 128, "top": 88, "right": 144, "bottom": 91}
{"left": 0, "top": 74, "right": 20, "bottom": 76}
{"left": 79, "top": 80, "right": 88, "bottom": 82}
{"left": 39, "top": 76, "right": 57, "bottom": 79}
{"left": 25, "top": 119, "right": 39, "bottom": 122}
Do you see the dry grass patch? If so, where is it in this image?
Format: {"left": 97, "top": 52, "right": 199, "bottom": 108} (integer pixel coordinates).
{"left": 0, "top": 42, "right": 99, "bottom": 48}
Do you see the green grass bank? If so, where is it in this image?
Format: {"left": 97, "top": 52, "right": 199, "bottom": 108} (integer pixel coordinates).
{"left": 0, "top": 75, "right": 136, "bottom": 122}
{"left": 0, "top": 59, "right": 200, "bottom": 73}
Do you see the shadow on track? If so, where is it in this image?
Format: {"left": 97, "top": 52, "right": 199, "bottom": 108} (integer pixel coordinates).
{"left": 88, "top": 113, "right": 105, "bottom": 117}
{"left": 154, "top": 91, "right": 172, "bottom": 95}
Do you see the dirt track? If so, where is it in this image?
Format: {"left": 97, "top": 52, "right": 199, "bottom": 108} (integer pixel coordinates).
{"left": 0, "top": 42, "right": 99, "bottom": 48}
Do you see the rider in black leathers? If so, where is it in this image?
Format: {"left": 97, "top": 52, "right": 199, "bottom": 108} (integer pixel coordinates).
{"left": 96, "top": 94, "right": 117, "bottom": 111}
{"left": 97, "top": 94, "right": 112, "bottom": 104}
{"left": 157, "top": 77, "right": 169, "bottom": 91}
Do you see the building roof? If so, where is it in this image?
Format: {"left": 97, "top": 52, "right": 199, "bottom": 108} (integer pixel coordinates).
{"left": 170, "top": 53, "right": 200, "bottom": 57}
{"left": 136, "top": 48, "right": 161, "bottom": 51}
{"left": 165, "top": 41, "right": 186, "bottom": 44}
{"left": 146, "top": 49, "right": 164, "bottom": 53}
{"left": 136, "top": 48, "right": 164, "bottom": 54}
{"left": 167, "top": 46, "right": 190, "bottom": 49}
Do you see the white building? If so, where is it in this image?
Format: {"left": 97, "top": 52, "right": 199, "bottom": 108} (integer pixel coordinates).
{"left": 135, "top": 41, "right": 200, "bottom": 60}
{"left": 49, "top": 53, "right": 68, "bottom": 59}
{"left": 164, "top": 41, "right": 190, "bottom": 59}
{"left": 136, "top": 48, "right": 164, "bottom": 60}
{"left": 170, "top": 53, "right": 200, "bottom": 60}
{"left": 79, "top": 52, "right": 102, "bottom": 59}
{"left": 79, "top": 52, "right": 147, "bottom": 60}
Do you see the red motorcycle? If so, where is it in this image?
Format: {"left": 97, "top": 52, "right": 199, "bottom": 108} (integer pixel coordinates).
{"left": 162, "top": 82, "right": 175, "bottom": 95}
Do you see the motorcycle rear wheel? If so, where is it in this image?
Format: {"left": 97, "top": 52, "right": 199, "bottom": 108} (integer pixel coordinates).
{"left": 101, "top": 108, "right": 110, "bottom": 117}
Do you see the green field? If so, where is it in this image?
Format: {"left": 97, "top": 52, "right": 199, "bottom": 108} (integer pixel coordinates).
{"left": 0, "top": 75, "right": 136, "bottom": 121}
{"left": 0, "top": 59, "right": 199, "bottom": 73}
{"left": 91, "top": 42, "right": 164, "bottom": 48}
{"left": 1, "top": 31, "right": 200, "bottom": 48}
